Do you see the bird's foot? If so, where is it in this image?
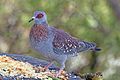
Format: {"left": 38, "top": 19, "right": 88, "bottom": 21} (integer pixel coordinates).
{"left": 43, "top": 62, "right": 54, "bottom": 71}
{"left": 54, "top": 69, "right": 66, "bottom": 77}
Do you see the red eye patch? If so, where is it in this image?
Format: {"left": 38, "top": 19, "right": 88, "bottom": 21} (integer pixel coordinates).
{"left": 36, "top": 13, "right": 44, "bottom": 18}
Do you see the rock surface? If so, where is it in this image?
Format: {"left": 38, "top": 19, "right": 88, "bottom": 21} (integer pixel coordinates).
{"left": 0, "top": 53, "right": 81, "bottom": 80}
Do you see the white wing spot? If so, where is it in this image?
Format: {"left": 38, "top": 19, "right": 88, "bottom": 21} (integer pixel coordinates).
{"left": 69, "top": 44, "right": 72, "bottom": 47}
{"left": 74, "top": 45, "right": 76, "bottom": 48}
{"left": 66, "top": 50, "right": 69, "bottom": 52}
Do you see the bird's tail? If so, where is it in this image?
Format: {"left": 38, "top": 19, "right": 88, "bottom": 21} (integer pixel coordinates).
{"left": 89, "top": 42, "right": 101, "bottom": 52}
{"left": 93, "top": 47, "right": 101, "bottom": 51}
{"left": 82, "top": 41, "right": 101, "bottom": 52}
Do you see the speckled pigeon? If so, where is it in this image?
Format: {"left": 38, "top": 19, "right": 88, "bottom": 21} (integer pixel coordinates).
{"left": 29, "top": 11, "right": 100, "bottom": 77}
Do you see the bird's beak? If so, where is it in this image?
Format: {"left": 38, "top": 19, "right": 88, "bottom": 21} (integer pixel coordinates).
{"left": 29, "top": 17, "right": 35, "bottom": 22}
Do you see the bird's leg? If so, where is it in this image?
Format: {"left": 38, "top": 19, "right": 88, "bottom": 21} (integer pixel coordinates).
{"left": 43, "top": 61, "right": 54, "bottom": 71}
{"left": 55, "top": 63, "right": 65, "bottom": 77}
{"left": 54, "top": 56, "right": 67, "bottom": 77}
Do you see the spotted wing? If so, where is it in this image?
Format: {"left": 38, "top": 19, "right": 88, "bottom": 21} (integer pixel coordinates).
{"left": 52, "top": 28, "right": 96, "bottom": 56}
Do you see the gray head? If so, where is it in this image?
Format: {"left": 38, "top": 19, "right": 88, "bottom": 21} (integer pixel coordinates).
{"left": 29, "top": 11, "right": 47, "bottom": 24}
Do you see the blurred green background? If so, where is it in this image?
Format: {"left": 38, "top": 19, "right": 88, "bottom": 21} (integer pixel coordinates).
{"left": 0, "top": 0, "right": 120, "bottom": 79}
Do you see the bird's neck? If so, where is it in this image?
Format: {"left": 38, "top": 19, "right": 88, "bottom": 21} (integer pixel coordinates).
{"left": 36, "top": 21, "right": 48, "bottom": 27}
{"left": 35, "top": 18, "right": 48, "bottom": 25}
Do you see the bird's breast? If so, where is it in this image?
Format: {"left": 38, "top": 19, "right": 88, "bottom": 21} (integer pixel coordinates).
{"left": 30, "top": 24, "right": 48, "bottom": 41}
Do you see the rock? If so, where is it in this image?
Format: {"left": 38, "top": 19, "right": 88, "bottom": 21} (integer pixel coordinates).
{"left": 0, "top": 53, "right": 81, "bottom": 80}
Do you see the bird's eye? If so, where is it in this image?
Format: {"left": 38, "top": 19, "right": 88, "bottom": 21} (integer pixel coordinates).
{"left": 36, "top": 13, "right": 44, "bottom": 18}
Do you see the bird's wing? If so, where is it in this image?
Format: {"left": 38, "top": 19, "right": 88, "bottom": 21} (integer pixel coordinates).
{"left": 51, "top": 27, "right": 96, "bottom": 56}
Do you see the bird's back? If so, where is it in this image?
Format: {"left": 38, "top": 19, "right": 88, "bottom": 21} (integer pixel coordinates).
{"left": 51, "top": 27, "right": 97, "bottom": 56}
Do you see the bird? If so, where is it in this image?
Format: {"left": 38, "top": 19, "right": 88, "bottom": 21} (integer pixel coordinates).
{"left": 29, "top": 11, "right": 101, "bottom": 77}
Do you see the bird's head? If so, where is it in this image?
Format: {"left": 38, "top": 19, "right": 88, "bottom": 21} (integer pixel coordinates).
{"left": 29, "top": 11, "right": 47, "bottom": 24}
